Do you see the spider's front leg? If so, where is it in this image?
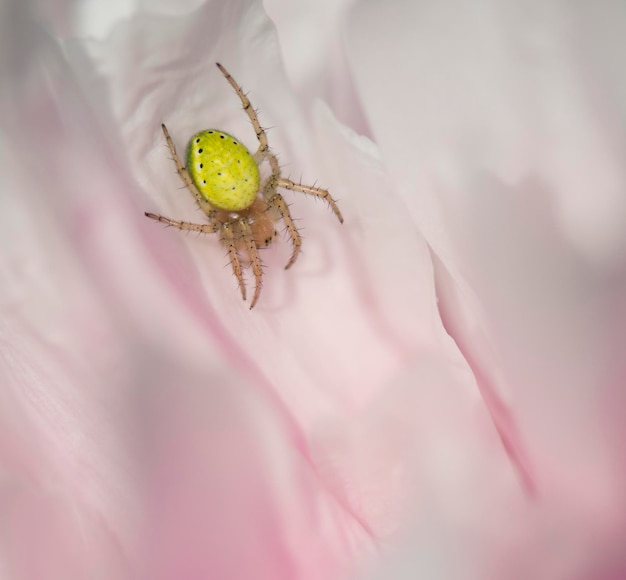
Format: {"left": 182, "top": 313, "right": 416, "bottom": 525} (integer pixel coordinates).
{"left": 267, "top": 193, "right": 302, "bottom": 270}
{"left": 277, "top": 178, "right": 344, "bottom": 224}
{"left": 221, "top": 222, "right": 246, "bottom": 302}
{"left": 237, "top": 218, "right": 264, "bottom": 309}
{"left": 144, "top": 213, "right": 220, "bottom": 234}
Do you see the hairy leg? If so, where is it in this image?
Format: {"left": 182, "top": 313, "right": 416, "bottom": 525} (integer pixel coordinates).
{"left": 216, "top": 63, "right": 280, "bottom": 176}
{"left": 161, "top": 123, "right": 221, "bottom": 225}
{"left": 277, "top": 178, "right": 344, "bottom": 223}
{"left": 144, "top": 212, "right": 220, "bottom": 234}
{"left": 237, "top": 218, "right": 263, "bottom": 309}
{"left": 220, "top": 222, "right": 246, "bottom": 301}
{"left": 268, "top": 193, "right": 302, "bottom": 269}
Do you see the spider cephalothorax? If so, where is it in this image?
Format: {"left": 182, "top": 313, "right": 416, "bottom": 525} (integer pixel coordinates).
{"left": 145, "top": 63, "right": 343, "bottom": 308}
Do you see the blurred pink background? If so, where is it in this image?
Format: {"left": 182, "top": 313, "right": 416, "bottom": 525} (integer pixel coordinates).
{"left": 1, "top": 0, "right": 625, "bottom": 578}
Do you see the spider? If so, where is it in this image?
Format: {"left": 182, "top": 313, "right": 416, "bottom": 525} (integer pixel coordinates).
{"left": 145, "top": 63, "right": 343, "bottom": 309}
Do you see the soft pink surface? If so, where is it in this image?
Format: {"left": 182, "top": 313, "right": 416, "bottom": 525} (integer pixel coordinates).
{"left": 1, "top": 0, "right": 625, "bottom": 578}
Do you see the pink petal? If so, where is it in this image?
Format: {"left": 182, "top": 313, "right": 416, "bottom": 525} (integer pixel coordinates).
{"left": 343, "top": 1, "right": 626, "bottom": 578}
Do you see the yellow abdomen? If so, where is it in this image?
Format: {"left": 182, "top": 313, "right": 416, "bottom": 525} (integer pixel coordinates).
{"left": 186, "top": 130, "right": 260, "bottom": 212}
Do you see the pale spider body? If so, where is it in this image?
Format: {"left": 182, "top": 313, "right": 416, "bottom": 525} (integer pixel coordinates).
{"left": 146, "top": 63, "right": 343, "bottom": 308}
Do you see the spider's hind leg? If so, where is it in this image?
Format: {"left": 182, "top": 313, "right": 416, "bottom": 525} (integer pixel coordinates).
{"left": 216, "top": 63, "right": 281, "bottom": 176}
{"left": 161, "top": 123, "right": 220, "bottom": 223}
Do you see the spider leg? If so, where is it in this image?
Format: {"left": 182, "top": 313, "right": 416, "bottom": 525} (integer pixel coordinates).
{"left": 237, "top": 218, "right": 263, "bottom": 309}
{"left": 221, "top": 222, "right": 246, "bottom": 302}
{"left": 277, "top": 178, "right": 344, "bottom": 224}
{"left": 145, "top": 213, "right": 219, "bottom": 233}
{"left": 215, "top": 63, "right": 280, "bottom": 175}
{"left": 161, "top": 123, "right": 219, "bottom": 223}
{"left": 268, "top": 193, "right": 302, "bottom": 269}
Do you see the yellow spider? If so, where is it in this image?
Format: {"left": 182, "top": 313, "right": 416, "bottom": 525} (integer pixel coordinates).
{"left": 145, "top": 63, "right": 343, "bottom": 308}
